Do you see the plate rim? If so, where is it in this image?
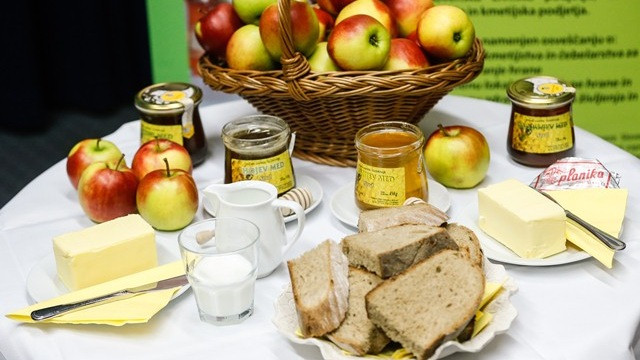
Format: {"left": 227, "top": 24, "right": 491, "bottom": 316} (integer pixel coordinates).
{"left": 330, "top": 179, "right": 451, "bottom": 229}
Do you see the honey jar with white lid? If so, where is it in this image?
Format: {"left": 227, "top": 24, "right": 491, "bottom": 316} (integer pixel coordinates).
{"left": 355, "top": 121, "right": 428, "bottom": 210}
{"left": 507, "top": 76, "right": 576, "bottom": 167}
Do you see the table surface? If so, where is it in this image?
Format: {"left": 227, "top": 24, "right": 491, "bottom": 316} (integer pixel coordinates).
{"left": 1, "top": 95, "right": 639, "bottom": 360}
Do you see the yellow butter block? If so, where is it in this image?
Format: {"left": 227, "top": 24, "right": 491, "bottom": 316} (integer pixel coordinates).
{"left": 472, "top": 310, "right": 493, "bottom": 337}
{"left": 53, "top": 214, "right": 158, "bottom": 290}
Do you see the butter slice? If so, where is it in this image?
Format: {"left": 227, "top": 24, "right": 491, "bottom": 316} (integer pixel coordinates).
{"left": 546, "top": 188, "right": 628, "bottom": 268}
{"left": 478, "top": 179, "right": 566, "bottom": 259}
{"left": 53, "top": 214, "right": 158, "bottom": 291}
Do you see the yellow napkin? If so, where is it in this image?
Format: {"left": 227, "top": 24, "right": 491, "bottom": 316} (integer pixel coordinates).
{"left": 546, "top": 188, "right": 628, "bottom": 268}
{"left": 6, "top": 261, "right": 185, "bottom": 326}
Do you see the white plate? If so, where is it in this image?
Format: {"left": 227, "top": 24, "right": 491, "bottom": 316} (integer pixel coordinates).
{"left": 26, "top": 243, "right": 182, "bottom": 304}
{"left": 461, "top": 202, "right": 590, "bottom": 266}
{"left": 272, "top": 259, "right": 518, "bottom": 360}
{"left": 201, "top": 175, "right": 323, "bottom": 223}
{"left": 330, "top": 179, "right": 451, "bottom": 228}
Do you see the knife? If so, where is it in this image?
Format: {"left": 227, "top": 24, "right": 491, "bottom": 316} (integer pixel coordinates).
{"left": 536, "top": 190, "right": 626, "bottom": 251}
{"left": 30, "top": 274, "right": 189, "bottom": 321}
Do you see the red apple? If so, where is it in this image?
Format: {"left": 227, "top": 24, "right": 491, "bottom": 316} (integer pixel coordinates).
{"left": 313, "top": 6, "right": 335, "bottom": 42}
{"left": 335, "top": 0, "right": 396, "bottom": 37}
{"left": 194, "top": 2, "right": 244, "bottom": 59}
{"left": 328, "top": 15, "right": 391, "bottom": 70}
{"left": 259, "top": 0, "right": 319, "bottom": 61}
{"left": 66, "top": 138, "right": 122, "bottom": 189}
{"left": 417, "top": 5, "right": 475, "bottom": 60}
{"left": 382, "top": 38, "right": 429, "bottom": 70}
{"left": 136, "top": 159, "right": 199, "bottom": 231}
{"left": 424, "top": 124, "right": 490, "bottom": 189}
{"left": 308, "top": 42, "right": 340, "bottom": 71}
{"left": 77, "top": 155, "right": 139, "bottom": 223}
{"left": 317, "top": 0, "right": 355, "bottom": 16}
{"left": 132, "top": 138, "right": 193, "bottom": 181}
{"left": 386, "top": 0, "right": 433, "bottom": 37}
{"left": 226, "top": 24, "right": 277, "bottom": 70}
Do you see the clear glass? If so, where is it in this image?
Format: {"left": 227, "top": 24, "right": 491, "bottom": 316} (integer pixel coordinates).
{"left": 178, "top": 217, "right": 259, "bottom": 325}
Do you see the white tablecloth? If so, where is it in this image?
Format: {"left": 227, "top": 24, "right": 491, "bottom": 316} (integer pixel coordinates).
{"left": 1, "top": 96, "right": 639, "bottom": 360}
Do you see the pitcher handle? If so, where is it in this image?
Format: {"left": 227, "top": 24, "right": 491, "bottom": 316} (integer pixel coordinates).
{"left": 272, "top": 198, "right": 305, "bottom": 255}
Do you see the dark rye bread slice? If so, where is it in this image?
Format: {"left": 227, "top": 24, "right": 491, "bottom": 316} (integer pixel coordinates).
{"left": 341, "top": 224, "right": 458, "bottom": 278}
{"left": 326, "top": 267, "right": 390, "bottom": 355}
{"left": 446, "top": 223, "right": 484, "bottom": 269}
{"left": 287, "top": 240, "right": 349, "bottom": 337}
{"left": 365, "top": 250, "right": 485, "bottom": 360}
{"left": 357, "top": 203, "right": 449, "bottom": 233}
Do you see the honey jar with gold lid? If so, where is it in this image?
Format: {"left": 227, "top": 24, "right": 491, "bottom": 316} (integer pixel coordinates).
{"left": 134, "top": 82, "right": 208, "bottom": 165}
{"left": 507, "top": 76, "right": 576, "bottom": 167}
{"left": 355, "top": 121, "right": 428, "bottom": 210}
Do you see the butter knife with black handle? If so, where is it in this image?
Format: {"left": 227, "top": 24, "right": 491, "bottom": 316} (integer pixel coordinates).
{"left": 31, "top": 274, "right": 189, "bottom": 321}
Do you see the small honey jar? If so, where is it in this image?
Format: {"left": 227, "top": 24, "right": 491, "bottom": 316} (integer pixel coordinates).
{"left": 222, "top": 115, "right": 296, "bottom": 196}
{"left": 134, "top": 82, "right": 208, "bottom": 165}
{"left": 507, "top": 76, "right": 576, "bottom": 167}
{"left": 355, "top": 122, "right": 428, "bottom": 210}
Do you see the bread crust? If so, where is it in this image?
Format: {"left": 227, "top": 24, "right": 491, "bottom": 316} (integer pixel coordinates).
{"left": 357, "top": 203, "right": 449, "bottom": 233}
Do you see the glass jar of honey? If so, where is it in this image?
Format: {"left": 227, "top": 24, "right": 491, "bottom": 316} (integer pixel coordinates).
{"left": 134, "top": 82, "right": 208, "bottom": 165}
{"left": 222, "top": 115, "right": 295, "bottom": 196}
{"left": 355, "top": 122, "right": 428, "bottom": 210}
{"left": 507, "top": 76, "right": 576, "bottom": 167}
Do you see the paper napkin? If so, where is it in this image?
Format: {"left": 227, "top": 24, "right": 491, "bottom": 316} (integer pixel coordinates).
{"left": 6, "top": 260, "right": 186, "bottom": 326}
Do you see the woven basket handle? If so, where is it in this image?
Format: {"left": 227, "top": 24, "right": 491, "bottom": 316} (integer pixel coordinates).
{"left": 277, "top": 0, "right": 312, "bottom": 101}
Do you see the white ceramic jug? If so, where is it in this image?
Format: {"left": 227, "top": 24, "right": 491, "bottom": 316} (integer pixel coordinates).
{"left": 203, "top": 180, "right": 305, "bottom": 278}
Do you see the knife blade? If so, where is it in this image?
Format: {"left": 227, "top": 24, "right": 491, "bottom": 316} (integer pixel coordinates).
{"left": 30, "top": 274, "right": 189, "bottom": 321}
{"left": 536, "top": 189, "right": 626, "bottom": 251}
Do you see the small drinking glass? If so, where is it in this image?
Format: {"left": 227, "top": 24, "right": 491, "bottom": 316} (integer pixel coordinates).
{"left": 178, "top": 218, "right": 260, "bottom": 325}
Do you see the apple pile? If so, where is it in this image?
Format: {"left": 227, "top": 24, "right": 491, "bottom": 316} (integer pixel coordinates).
{"left": 195, "top": 0, "right": 475, "bottom": 72}
{"left": 66, "top": 138, "right": 198, "bottom": 231}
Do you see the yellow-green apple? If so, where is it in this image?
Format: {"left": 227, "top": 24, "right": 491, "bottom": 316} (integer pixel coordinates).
{"left": 327, "top": 15, "right": 390, "bottom": 70}
{"left": 317, "top": 0, "right": 355, "bottom": 16}
{"left": 77, "top": 155, "right": 138, "bottom": 223}
{"left": 66, "top": 138, "right": 123, "bottom": 189}
{"left": 232, "top": 0, "right": 275, "bottom": 25}
{"left": 195, "top": 3, "right": 244, "bottom": 59}
{"left": 308, "top": 42, "right": 340, "bottom": 71}
{"left": 424, "top": 124, "right": 490, "bottom": 189}
{"left": 136, "top": 159, "right": 198, "bottom": 231}
{"left": 417, "top": 5, "right": 475, "bottom": 60}
{"left": 335, "top": 0, "right": 396, "bottom": 37}
{"left": 132, "top": 138, "right": 193, "bottom": 181}
{"left": 259, "top": 0, "right": 319, "bottom": 61}
{"left": 382, "top": 38, "right": 429, "bottom": 70}
{"left": 313, "top": 6, "right": 335, "bottom": 42}
{"left": 386, "top": 0, "right": 433, "bottom": 37}
{"left": 226, "top": 24, "right": 277, "bottom": 70}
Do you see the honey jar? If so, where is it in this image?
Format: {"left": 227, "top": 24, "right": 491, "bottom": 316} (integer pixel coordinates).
{"left": 355, "top": 122, "right": 428, "bottom": 210}
{"left": 507, "top": 76, "right": 576, "bottom": 167}
{"left": 222, "top": 115, "right": 295, "bottom": 196}
{"left": 134, "top": 82, "right": 208, "bottom": 165}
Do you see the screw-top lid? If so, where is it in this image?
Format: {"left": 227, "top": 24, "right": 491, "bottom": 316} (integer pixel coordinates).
{"left": 135, "top": 82, "right": 203, "bottom": 114}
{"left": 507, "top": 76, "right": 576, "bottom": 108}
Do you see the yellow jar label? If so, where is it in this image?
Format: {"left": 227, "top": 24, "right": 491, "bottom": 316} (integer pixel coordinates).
{"left": 512, "top": 112, "right": 573, "bottom": 154}
{"left": 230, "top": 150, "right": 295, "bottom": 194}
{"left": 141, "top": 120, "right": 183, "bottom": 145}
{"left": 355, "top": 162, "right": 405, "bottom": 207}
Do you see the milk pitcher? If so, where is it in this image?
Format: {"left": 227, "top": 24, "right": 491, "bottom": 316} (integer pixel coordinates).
{"left": 203, "top": 180, "right": 305, "bottom": 278}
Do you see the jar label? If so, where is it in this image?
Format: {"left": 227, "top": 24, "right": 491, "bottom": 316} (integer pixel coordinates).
{"left": 230, "top": 150, "right": 295, "bottom": 194}
{"left": 141, "top": 120, "right": 183, "bottom": 145}
{"left": 355, "top": 162, "right": 406, "bottom": 207}
{"left": 512, "top": 112, "right": 573, "bottom": 154}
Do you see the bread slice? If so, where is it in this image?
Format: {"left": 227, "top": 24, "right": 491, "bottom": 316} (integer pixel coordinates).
{"left": 365, "top": 250, "right": 485, "bottom": 360}
{"left": 358, "top": 203, "right": 449, "bottom": 233}
{"left": 287, "top": 239, "right": 349, "bottom": 337}
{"left": 326, "top": 267, "right": 390, "bottom": 355}
{"left": 342, "top": 224, "right": 458, "bottom": 278}
{"left": 446, "top": 223, "right": 484, "bottom": 269}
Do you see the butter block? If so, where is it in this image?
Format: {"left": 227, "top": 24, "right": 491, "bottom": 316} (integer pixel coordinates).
{"left": 478, "top": 179, "right": 566, "bottom": 259}
{"left": 53, "top": 214, "right": 158, "bottom": 291}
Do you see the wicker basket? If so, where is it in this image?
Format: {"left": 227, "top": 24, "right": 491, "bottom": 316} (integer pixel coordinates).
{"left": 198, "top": 0, "right": 485, "bottom": 167}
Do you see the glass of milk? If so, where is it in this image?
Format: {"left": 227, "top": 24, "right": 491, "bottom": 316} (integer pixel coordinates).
{"left": 178, "top": 217, "right": 259, "bottom": 325}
